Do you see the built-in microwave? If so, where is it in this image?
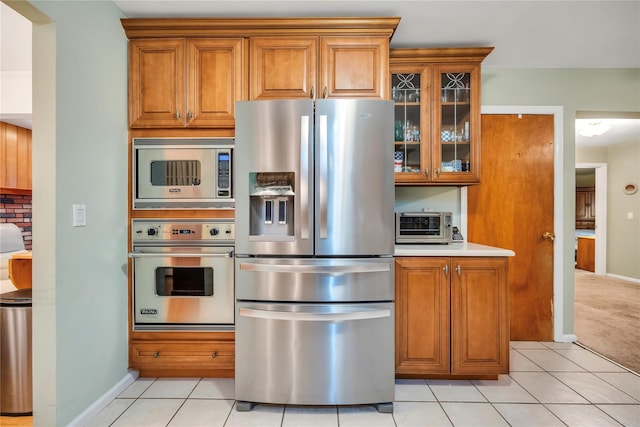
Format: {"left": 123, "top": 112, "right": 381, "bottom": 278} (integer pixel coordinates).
{"left": 133, "top": 138, "right": 234, "bottom": 209}
{"left": 396, "top": 212, "right": 453, "bottom": 244}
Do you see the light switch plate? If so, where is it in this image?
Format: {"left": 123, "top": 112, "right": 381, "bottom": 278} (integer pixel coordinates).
{"left": 73, "top": 204, "right": 87, "bottom": 227}
{"left": 627, "top": 212, "right": 634, "bottom": 220}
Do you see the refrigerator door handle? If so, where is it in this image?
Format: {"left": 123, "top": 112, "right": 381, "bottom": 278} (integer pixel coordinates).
{"left": 300, "top": 115, "right": 310, "bottom": 240}
{"left": 239, "top": 307, "right": 391, "bottom": 322}
{"left": 238, "top": 262, "right": 390, "bottom": 274}
{"left": 319, "top": 114, "right": 328, "bottom": 239}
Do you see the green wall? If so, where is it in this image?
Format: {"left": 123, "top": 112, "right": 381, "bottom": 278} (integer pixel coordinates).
{"left": 481, "top": 68, "right": 640, "bottom": 337}
{"left": 30, "top": 1, "right": 129, "bottom": 425}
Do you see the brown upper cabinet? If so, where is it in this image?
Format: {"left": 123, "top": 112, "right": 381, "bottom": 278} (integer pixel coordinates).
{"left": 127, "top": 37, "right": 246, "bottom": 128}
{"left": 390, "top": 48, "right": 493, "bottom": 185}
{"left": 122, "top": 17, "right": 399, "bottom": 129}
{"left": 0, "top": 122, "right": 32, "bottom": 193}
{"left": 250, "top": 36, "right": 390, "bottom": 100}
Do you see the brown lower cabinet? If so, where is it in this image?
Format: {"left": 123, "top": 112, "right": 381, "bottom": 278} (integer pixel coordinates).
{"left": 129, "top": 332, "right": 235, "bottom": 377}
{"left": 395, "top": 256, "right": 509, "bottom": 379}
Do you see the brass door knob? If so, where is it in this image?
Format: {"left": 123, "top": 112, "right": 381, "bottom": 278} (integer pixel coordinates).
{"left": 542, "top": 232, "right": 555, "bottom": 241}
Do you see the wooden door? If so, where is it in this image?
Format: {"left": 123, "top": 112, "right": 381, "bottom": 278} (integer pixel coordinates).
{"left": 129, "top": 38, "right": 185, "bottom": 128}
{"left": 249, "top": 37, "right": 318, "bottom": 100}
{"left": 320, "top": 36, "right": 389, "bottom": 99}
{"left": 467, "top": 114, "right": 555, "bottom": 341}
{"left": 395, "top": 257, "right": 450, "bottom": 375}
{"left": 187, "top": 38, "right": 245, "bottom": 128}
{"left": 450, "top": 257, "right": 509, "bottom": 375}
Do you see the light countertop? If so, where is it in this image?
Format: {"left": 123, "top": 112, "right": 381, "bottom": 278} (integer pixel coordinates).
{"left": 395, "top": 242, "right": 515, "bottom": 257}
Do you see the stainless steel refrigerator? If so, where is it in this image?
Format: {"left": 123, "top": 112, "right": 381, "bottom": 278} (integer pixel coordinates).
{"left": 234, "top": 99, "right": 395, "bottom": 413}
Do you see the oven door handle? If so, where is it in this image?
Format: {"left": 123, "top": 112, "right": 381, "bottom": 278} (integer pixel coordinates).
{"left": 238, "top": 262, "right": 390, "bottom": 274}
{"left": 238, "top": 307, "right": 390, "bottom": 322}
{"left": 128, "top": 252, "right": 233, "bottom": 259}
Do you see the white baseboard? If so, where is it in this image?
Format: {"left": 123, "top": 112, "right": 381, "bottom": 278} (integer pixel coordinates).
{"left": 607, "top": 273, "right": 640, "bottom": 285}
{"left": 67, "top": 370, "right": 139, "bottom": 427}
{"left": 556, "top": 334, "right": 578, "bottom": 343}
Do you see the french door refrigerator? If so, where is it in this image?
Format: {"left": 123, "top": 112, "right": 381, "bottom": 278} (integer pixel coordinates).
{"left": 234, "top": 99, "right": 395, "bottom": 413}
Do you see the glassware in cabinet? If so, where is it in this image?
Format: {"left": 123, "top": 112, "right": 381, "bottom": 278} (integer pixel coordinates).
{"left": 432, "top": 63, "right": 481, "bottom": 183}
{"left": 391, "top": 68, "right": 429, "bottom": 182}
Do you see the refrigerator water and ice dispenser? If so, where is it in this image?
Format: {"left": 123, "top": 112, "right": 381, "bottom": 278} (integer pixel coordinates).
{"left": 249, "top": 172, "right": 295, "bottom": 238}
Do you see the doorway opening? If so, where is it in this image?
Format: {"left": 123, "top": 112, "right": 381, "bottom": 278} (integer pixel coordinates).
{"left": 574, "top": 164, "right": 607, "bottom": 275}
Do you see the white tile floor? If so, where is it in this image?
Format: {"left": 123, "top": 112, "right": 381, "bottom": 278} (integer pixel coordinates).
{"left": 86, "top": 342, "right": 640, "bottom": 426}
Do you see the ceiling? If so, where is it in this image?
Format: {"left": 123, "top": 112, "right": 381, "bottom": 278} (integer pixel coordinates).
{"left": 575, "top": 118, "right": 640, "bottom": 148}
{"left": 112, "top": 0, "right": 640, "bottom": 69}
{"left": 2, "top": 1, "right": 639, "bottom": 146}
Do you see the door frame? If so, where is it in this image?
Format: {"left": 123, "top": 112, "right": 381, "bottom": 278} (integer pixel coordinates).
{"left": 575, "top": 163, "right": 607, "bottom": 275}
{"left": 463, "top": 105, "right": 569, "bottom": 342}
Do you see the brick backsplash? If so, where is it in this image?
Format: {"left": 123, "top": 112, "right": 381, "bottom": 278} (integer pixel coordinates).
{"left": 0, "top": 193, "right": 32, "bottom": 250}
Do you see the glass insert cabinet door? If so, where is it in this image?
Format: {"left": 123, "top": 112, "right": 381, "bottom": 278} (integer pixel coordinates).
{"left": 391, "top": 69, "right": 428, "bottom": 178}
{"left": 432, "top": 64, "right": 481, "bottom": 183}
{"left": 439, "top": 71, "right": 470, "bottom": 173}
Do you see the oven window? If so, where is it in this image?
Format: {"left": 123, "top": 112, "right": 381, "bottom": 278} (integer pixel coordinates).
{"left": 150, "top": 160, "right": 201, "bottom": 186}
{"left": 400, "top": 216, "right": 441, "bottom": 236}
{"left": 155, "top": 267, "right": 213, "bottom": 296}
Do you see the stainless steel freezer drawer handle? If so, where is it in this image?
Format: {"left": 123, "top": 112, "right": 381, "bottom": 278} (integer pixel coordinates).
{"left": 238, "top": 307, "right": 391, "bottom": 322}
{"left": 128, "top": 252, "right": 233, "bottom": 258}
{"left": 238, "top": 262, "right": 390, "bottom": 274}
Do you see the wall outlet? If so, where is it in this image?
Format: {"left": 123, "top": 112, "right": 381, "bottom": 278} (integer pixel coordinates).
{"left": 73, "top": 204, "right": 87, "bottom": 227}
{"left": 627, "top": 212, "right": 634, "bottom": 220}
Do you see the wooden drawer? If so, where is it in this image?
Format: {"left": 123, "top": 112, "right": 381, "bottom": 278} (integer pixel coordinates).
{"left": 130, "top": 340, "right": 234, "bottom": 377}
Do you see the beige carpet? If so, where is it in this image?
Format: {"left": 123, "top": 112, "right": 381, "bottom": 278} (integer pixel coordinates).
{"left": 574, "top": 268, "right": 640, "bottom": 373}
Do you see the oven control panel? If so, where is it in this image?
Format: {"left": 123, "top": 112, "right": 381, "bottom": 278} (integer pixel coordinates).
{"left": 131, "top": 220, "right": 234, "bottom": 244}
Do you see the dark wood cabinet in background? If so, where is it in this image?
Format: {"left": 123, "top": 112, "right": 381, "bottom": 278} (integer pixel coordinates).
{"left": 576, "top": 187, "right": 596, "bottom": 229}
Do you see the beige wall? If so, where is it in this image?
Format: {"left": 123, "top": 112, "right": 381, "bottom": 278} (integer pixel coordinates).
{"left": 576, "top": 141, "right": 640, "bottom": 279}
{"left": 606, "top": 141, "right": 640, "bottom": 278}
{"left": 576, "top": 146, "right": 608, "bottom": 164}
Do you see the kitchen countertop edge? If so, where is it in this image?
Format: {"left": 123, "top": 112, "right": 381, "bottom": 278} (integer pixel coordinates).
{"left": 394, "top": 242, "right": 515, "bottom": 257}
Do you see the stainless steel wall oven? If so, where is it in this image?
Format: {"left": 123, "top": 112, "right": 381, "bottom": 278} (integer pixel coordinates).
{"left": 129, "top": 219, "right": 234, "bottom": 331}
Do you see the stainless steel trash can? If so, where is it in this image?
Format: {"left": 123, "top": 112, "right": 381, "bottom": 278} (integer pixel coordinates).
{"left": 0, "top": 288, "right": 32, "bottom": 415}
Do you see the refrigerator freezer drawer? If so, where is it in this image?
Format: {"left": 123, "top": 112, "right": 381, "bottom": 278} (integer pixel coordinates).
{"left": 235, "top": 302, "right": 395, "bottom": 406}
{"left": 235, "top": 257, "right": 394, "bottom": 302}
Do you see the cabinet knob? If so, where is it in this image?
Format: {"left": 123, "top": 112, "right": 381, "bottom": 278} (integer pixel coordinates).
{"left": 175, "top": 110, "right": 181, "bottom": 119}
{"left": 310, "top": 86, "right": 315, "bottom": 99}
{"left": 152, "top": 351, "right": 159, "bottom": 358}
{"left": 436, "top": 168, "right": 440, "bottom": 177}
{"left": 456, "top": 265, "right": 461, "bottom": 276}
{"left": 211, "top": 351, "right": 218, "bottom": 359}
{"left": 323, "top": 86, "right": 328, "bottom": 98}
{"left": 425, "top": 168, "right": 429, "bottom": 177}
{"left": 542, "top": 231, "right": 556, "bottom": 241}
{"left": 443, "top": 264, "right": 448, "bottom": 276}
{"left": 187, "top": 110, "right": 193, "bottom": 120}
